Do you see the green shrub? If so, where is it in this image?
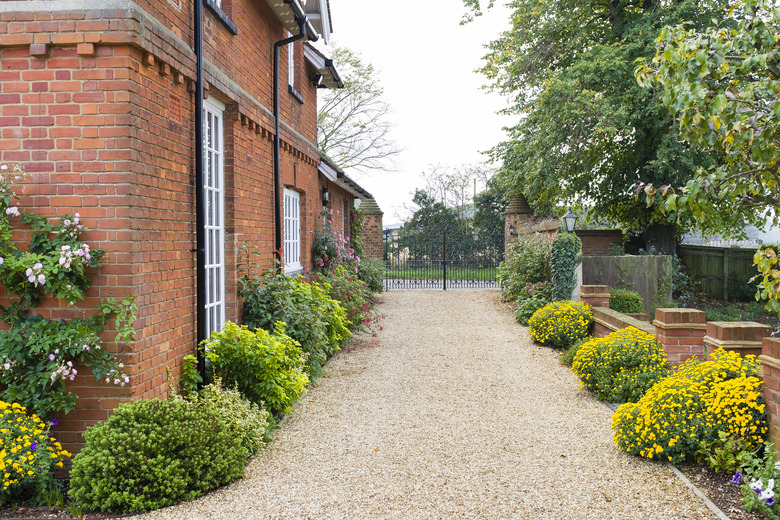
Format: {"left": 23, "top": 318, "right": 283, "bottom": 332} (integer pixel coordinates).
{"left": 201, "top": 321, "right": 309, "bottom": 418}
{"left": 609, "top": 288, "right": 644, "bottom": 314}
{"left": 497, "top": 233, "right": 552, "bottom": 301}
{"left": 0, "top": 401, "right": 71, "bottom": 506}
{"left": 514, "top": 281, "right": 552, "bottom": 325}
{"left": 196, "top": 380, "right": 269, "bottom": 457}
{"left": 561, "top": 335, "right": 593, "bottom": 366}
{"left": 612, "top": 348, "right": 767, "bottom": 464}
{"left": 550, "top": 232, "right": 582, "bottom": 301}
{"left": 572, "top": 327, "right": 669, "bottom": 403}
{"left": 69, "top": 398, "right": 246, "bottom": 513}
{"left": 528, "top": 301, "right": 592, "bottom": 348}
{"left": 240, "top": 268, "right": 350, "bottom": 376}
{"left": 307, "top": 265, "right": 375, "bottom": 332}
{"left": 357, "top": 257, "right": 384, "bottom": 293}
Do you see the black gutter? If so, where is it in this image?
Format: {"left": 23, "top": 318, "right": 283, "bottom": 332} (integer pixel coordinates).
{"left": 194, "top": 0, "right": 207, "bottom": 381}
{"left": 272, "top": 17, "right": 311, "bottom": 267}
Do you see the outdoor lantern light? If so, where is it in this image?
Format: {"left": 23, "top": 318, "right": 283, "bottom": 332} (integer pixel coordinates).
{"left": 321, "top": 186, "right": 329, "bottom": 206}
{"left": 509, "top": 224, "right": 517, "bottom": 237}
{"left": 563, "top": 208, "right": 578, "bottom": 233}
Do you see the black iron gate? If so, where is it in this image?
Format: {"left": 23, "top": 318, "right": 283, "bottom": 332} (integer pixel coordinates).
{"left": 383, "top": 227, "right": 504, "bottom": 290}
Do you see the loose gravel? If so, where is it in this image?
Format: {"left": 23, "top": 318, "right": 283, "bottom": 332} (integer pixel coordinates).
{"left": 133, "top": 290, "right": 719, "bottom": 520}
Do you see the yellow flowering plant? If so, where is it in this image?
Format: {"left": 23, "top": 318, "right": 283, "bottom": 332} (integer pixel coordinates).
{"left": 612, "top": 348, "right": 767, "bottom": 464}
{"left": 0, "top": 400, "right": 71, "bottom": 506}
{"left": 528, "top": 301, "right": 592, "bottom": 348}
{"left": 572, "top": 327, "right": 669, "bottom": 403}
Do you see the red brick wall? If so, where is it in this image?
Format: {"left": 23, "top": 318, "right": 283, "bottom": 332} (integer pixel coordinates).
{"left": 576, "top": 230, "right": 623, "bottom": 257}
{"left": 0, "top": 1, "right": 326, "bottom": 450}
{"left": 363, "top": 213, "right": 383, "bottom": 260}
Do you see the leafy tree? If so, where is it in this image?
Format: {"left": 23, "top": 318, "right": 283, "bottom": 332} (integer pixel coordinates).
{"left": 473, "top": 177, "right": 507, "bottom": 235}
{"left": 317, "top": 45, "right": 400, "bottom": 175}
{"left": 462, "top": 0, "right": 739, "bottom": 250}
{"left": 635, "top": 0, "right": 778, "bottom": 235}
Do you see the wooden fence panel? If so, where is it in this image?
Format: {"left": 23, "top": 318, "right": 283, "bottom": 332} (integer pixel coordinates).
{"left": 679, "top": 245, "right": 756, "bottom": 300}
{"left": 582, "top": 256, "right": 673, "bottom": 315}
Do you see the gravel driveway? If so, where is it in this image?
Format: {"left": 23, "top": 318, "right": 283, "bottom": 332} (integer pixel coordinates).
{"left": 134, "top": 290, "right": 718, "bottom": 520}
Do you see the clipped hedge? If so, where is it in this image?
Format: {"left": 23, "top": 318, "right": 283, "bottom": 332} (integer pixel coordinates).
{"left": 69, "top": 398, "right": 246, "bottom": 513}
{"left": 572, "top": 327, "right": 668, "bottom": 403}
{"left": 609, "top": 288, "right": 644, "bottom": 314}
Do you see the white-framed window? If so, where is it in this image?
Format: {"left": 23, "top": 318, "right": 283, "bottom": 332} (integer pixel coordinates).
{"left": 283, "top": 189, "right": 301, "bottom": 273}
{"left": 287, "top": 32, "right": 295, "bottom": 87}
{"left": 203, "top": 98, "right": 226, "bottom": 337}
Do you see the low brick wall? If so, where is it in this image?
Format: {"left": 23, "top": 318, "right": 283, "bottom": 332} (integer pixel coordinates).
{"left": 581, "top": 285, "right": 610, "bottom": 309}
{"left": 760, "top": 337, "right": 780, "bottom": 450}
{"left": 705, "top": 321, "right": 772, "bottom": 359}
{"left": 592, "top": 307, "right": 655, "bottom": 338}
{"left": 653, "top": 309, "right": 707, "bottom": 367}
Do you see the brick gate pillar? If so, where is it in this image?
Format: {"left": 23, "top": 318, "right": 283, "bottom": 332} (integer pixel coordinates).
{"left": 359, "top": 198, "right": 383, "bottom": 261}
{"left": 504, "top": 193, "right": 533, "bottom": 260}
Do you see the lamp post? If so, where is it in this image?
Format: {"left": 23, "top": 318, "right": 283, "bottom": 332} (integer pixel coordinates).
{"left": 563, "top": 208, "right": 577, "bottom": 233}
{"left": 508, "top": 224, "right": 518, "bottom": 237}
{"left": 563, "top": 209, "right": 578, "bottom": 233}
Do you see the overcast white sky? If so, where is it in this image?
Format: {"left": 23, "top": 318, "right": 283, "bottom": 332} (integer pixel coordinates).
{"left": 322, "top": 1, "right": 514, "bottom": 224}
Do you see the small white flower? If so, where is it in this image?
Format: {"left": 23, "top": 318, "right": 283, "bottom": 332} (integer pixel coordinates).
{"left": 118, "top": 363, "right": 124, "bottom": 368}
{"left": 0, "top": 257, "right": 3, "bottom": 265}
{"left": 63, "top": 219, "right": 71, "bottom": 226}
{"left": 0, "top": 165, "right": 7, "bottom": 171}
{"left": 750, "top": 479, "right": 764, "bottom": 492}
{"left": 27, "top": 275, "right": 35, "bottom": 283}
{"left": 37, "top": 274, "right": 45, "bottom": 285}
{"left": 75, "top": 212, "right": 80, "bottom": 218}
{"left": 33, "top": 262, "right": 42, "bottom": 270}
{"left": 761, "top": 488, "right": 775, "bottom": 501}
{"left": 5, "top": 206, "right": 19, "bottom": 217}
{"left": 25, "top": 268, "right": 32, "bottom": 276}
{"left": 59, "top": 257, "right": 66, "bottom": 266}
{"left": 61, "top": 245, "right": 70, "bottom": 251}
{"left": 66, "top": 284, "right": 72, "bottom": 290}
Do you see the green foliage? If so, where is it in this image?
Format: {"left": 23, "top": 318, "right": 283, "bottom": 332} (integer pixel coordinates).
{"left": 357, "top": 257, "right": 384, "bottom": 293}
{"left": 179, "top": 354, "right": 202, "bottom": 397}
{"left": 636, "top": 0, "right": 779, "bottom": 235}
{"left": 695, "top": 431, "right": 758, "bottom": 474}
{"left": 201, "top": 321, "right": 309, "bottom": 418}
{"left": 561, "top": 335, "right": 592, "bottom": 367}
{"left": 754, "top": 245, "right": 780, "bottom": 318}
{"left": 0, "top": 164, "right": 136, "bottom": 419}
{"left": 0, "top": 401, "right": 70, "bottom": 506}
{"left": 609, "top": 288, "right": 645, "bottom": 314}
{"left": 513, "top": 281, "right": 552, "bottom": 326}
{"left": 572, "top": 327, "right": 669, "bottom": 403}
{"left": 463, "top": 0, "right": 733, "bottom": 236}
{"left": 0, "top": 298, "right": 136, "bottom": 419}
{"left": 473, "top": 177, "right": 508, "bottom": 238}
{"left": 196, "top": 380, "right": 269, "bottom": 457}
{"left": 528, "top": 301, "right": 592, "bottom": 348}
{"left": 69, "top": 398, "right": 246, "bottom": 513}
{"left": 401, "top": 189, "right": 468, "bottom": 243}
{"left": 497, "top": 233, "right": 552, "bottom": 301}
{"left": 736, "top": 443, "right": 780, "bottom": 519}
{"left": 306, "top": 265, "right": 375, "bottom": 332}
{"left": 350, "top": 206, "right": 366, "bottom": 259}
{"left": 240, "top": 267, "right": 350, "bottom": 376}
{"left": 550, "top": 232, "right": 581, "bottom": 301}
{"left": 612, "top": 349, "right": 766, "bottom": 463}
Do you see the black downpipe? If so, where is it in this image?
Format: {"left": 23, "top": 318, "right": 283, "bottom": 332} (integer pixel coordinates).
{"left": 194, "top": 0, "right": 207, "bottom": 381}
{"left": 273, "top": 20, "right": 307, "bottom": 268}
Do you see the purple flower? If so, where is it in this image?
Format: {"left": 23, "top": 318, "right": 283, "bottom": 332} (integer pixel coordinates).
{"left": 51, "top": 419, "right": 58, "bottom": 426}
{"left": 768, "top": 497, "right": 776, "bottom": 507}
{"left": 29, "top": 442, "right": 38, "bottom": 452}
{"left": 732, "top": 471, "right": 743, "bottom": 485}
{"left": 48, "top": 354, "right": 55, "bottom": 361}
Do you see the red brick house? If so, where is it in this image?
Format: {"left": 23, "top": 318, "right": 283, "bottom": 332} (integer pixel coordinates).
{"left": 0, "top": 0, "right": 372, "bottom": 449}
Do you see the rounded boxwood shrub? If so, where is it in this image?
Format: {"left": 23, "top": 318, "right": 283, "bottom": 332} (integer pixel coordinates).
{"left": 572, "top": 327, "right": 669, "bottom": 403}
{"left": 612, "top": 348, "right": 767, "bottom": 464}
{"left": 68, "top": 398, "right": 246, "bottom": 513}
{"left": 609, "top": 288, "right": 644, "bottom": 314}
{"left": 528, "top": 301, "right": 592, "bottom": 348}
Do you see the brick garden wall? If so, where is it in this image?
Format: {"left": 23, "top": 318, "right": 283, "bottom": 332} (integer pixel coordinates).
{"left": 0, "top": 0, "right": 328, "bottom": 450}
